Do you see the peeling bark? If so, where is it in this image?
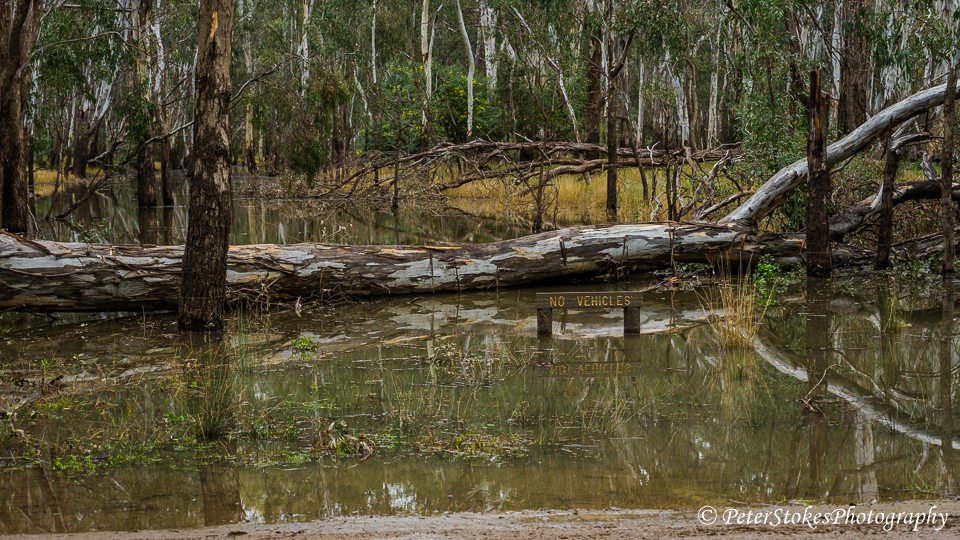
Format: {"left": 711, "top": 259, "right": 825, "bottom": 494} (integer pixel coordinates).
{"left": 1, "top": 223, "right": 875, "bottom": 312}
{"left": 179, "top": 0, "right": 233, "bottom": 331}
{"left": 0, "top": 0, "right": 42, "bottom": 233}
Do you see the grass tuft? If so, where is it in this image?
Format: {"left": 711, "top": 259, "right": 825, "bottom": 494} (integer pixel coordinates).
{"left": 700, "top": 261, "right": 767, "bottom": 350}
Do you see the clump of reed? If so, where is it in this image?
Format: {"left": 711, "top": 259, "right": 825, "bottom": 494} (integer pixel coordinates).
{"left": 175, "top": 339, "right": 243, "bottom": 441}
{"left": 700, "top": 260, "right": 768, "bottom": 351}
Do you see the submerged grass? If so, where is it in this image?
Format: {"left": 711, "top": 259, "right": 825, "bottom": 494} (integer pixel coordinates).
{"left": 700, "top": 262, "right": 768, "bottom": 351}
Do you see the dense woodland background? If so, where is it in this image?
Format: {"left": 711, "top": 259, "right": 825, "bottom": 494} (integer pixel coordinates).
{"left": 1, "top": 0, "right": 959, "bottom": 233}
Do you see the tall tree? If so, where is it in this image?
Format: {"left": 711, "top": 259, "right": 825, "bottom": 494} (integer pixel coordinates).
{"left": 455, "top": 0, "right": 475, "bottom": 139}
{"left": 0, "top": 0, "right": 41, "bottom": 233}
{"left": 134, "top": 0, "right": 158, "bottom": 208}
{"left": 806, "top": 70, "right": 831, "bottom": 278}
{"left": 179, "top": 0, "right": 233, "bottom": 332}
{"left": 942, "top": 61, "right": 956, "bottom": 274}
{"left": 605, "top": 2, "right": 632, "bottom": 219}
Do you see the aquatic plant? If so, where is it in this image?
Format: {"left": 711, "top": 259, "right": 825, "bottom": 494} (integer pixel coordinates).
{"left": 753, "top": 254, "right": 787, "bottom": 305}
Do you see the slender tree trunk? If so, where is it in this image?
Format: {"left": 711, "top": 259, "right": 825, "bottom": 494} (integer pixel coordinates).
{"left": 419, "top": 0, "right": 434, "bottom": 150}
{"left": 606, "top": 60, "right": 618, "bottom": 219}
{"left": 160, "top": 139, "right": 173, "bottom": 205}
{"left": 134, "top": 0, "right": 155, "bottom": 207}
{"left": 157, "top": 81, "right": 174, "bottom": 205}
{"left": 479, "top": 0, "right": 497, "bottom": 95}
{"left": 585, "top": 33, "right": 603, "bottom": 158}
{"left": 455, "top": 0, "right": 475, "bottom": 139}
{"left": 243, "top": 0, "right": 256, "bottom": 172}
{"left": 707, "top": 34, "right": 720, "bottom": 147}
{"left": 179, "top": 0, "right": 234, "bottom": 332}
{"left": 370, "top": 2, "right": 381, "bottom": 150}
{"left": 807, "top": 70, "right": 832, "bottom": 277}
{"left": 874, "top": 133, "right": 898, "bottom": 269}
{"left": 942, "top": 62, "right": 956, "bottom": 274}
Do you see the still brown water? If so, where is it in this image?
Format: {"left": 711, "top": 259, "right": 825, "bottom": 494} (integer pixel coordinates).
{"left": 0, "top": 178, "right": 957, "bottom": 533}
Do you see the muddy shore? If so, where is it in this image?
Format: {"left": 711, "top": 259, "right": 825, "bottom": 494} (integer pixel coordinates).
{"left": 6, "top": 500, "right": 960, "bottom": 539}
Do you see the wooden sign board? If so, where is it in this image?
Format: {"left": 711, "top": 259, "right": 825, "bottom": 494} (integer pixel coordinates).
{"left": 535, "top": 292, "right": 643, "bottom": 337}
{"left": 536, "top": 361, "right": 642, "bottom": 378}
{"left": 535, "top": 292, "right": 642, "bottom": 309}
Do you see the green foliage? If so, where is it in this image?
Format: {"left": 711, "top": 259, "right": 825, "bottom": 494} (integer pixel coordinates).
{"left": 291, "top": 335, "right": 316, "bottom": 354}
{"left": 286, "top": 69, "right": 352, "bottom": 187}
{"left": 753, "top": 254, "right": 787, "bottom": 306}
{"left": 371, "top": 64, "right": 424, "bottom": 151}
{"left": 68, "top": 218, "right": 113, "bottom": 243}
{"left": 435, "top": 66, "right": 502, "bottom": 143}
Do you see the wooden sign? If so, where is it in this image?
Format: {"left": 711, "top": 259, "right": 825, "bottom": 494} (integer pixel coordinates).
{"left": 535, "top": 292, "right": 642, "bottom": 309}
{"left": 535, "top": 292, "right": 643, "bottom": 337}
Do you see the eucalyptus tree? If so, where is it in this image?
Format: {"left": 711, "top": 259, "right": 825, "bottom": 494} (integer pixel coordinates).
{"left": 0, "top": 0, "right": 41, "bottom": 233}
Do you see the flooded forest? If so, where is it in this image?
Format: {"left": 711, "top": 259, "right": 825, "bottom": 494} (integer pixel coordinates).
{"left": 2, "top": 0, "right": 960, "bottom": 534}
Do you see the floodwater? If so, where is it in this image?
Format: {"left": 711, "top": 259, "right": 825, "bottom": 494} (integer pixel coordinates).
{"left": 1, "top": 176, "right": 958, "bottom": 533}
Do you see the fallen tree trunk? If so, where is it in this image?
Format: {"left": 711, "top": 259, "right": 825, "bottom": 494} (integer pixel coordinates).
{"left": 829, "top": 180, "right": 960, "bottom": 240}
{"left": 721, "top": 80, "right": 960, "bottom": 223}
{"left": 1, "top": 223, "right": 871, "bottom": 312}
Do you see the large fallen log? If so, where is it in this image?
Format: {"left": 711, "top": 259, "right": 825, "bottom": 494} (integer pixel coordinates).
{"left": 0, "top": 224, "right": 872, "bottom": 312}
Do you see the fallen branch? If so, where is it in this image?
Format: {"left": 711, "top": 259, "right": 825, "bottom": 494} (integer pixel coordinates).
{"left": 722, "top": 80, "right": 960, "bottom": 223}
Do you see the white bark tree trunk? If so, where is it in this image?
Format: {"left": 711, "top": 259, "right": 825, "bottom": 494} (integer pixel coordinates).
{"left": 706, "top": 35, "right": 719, "bottom": 147}
{"left": 371, "top": 0, "right": 378, "bottom": 87}
{"left": 420, "top": 0, "right": 431, "bottom": 128}
{"left": 663, "top": 52, "right": 689, "bottom": 145}
{"left": 299, "top": 0, "right": 313, "bottom": 88}
{"left": 479, "top": 0, "right": 497, "bottom": 95}
{"left": 636, "top": 63, "right": 644, "bottom": 144}
{"left": 456, "top": 0, "right": 475, "bottom": 138}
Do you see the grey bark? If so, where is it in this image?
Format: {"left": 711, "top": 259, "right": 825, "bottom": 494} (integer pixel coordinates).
{"left": 1, "top": 222, "right": 875, "bottom": 312}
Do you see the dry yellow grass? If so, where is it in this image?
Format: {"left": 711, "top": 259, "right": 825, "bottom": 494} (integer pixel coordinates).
{"left": 31, "top": 166, "right": 109, "bottom": 196}
{"left": 445, "top": 167, "right": 677, "bottom": 225}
